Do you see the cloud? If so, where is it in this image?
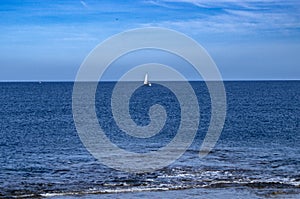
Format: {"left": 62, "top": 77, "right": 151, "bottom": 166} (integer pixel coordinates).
{"left": 142, "top": 0, "right": 300, "bottom": 36}
{"left": 61, "top": 34, "right": 98, "bottom": 41}
{"left": 154, "top": 0, "right": 298, "bottom": 8}
{"left": 145, "top": 0, "right": 177, "bottom": 8}
{"left": 80, "top": 0, "right": 88, "bottom": 8}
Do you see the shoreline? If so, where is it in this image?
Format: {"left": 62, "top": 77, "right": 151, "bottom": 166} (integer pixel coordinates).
{"left": 47, "top": 187, "right": 300, "bottom": 199}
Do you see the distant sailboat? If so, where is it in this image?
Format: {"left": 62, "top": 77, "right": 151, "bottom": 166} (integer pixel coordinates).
{"left": 144, "top": 73, "right": 151, "bottom": 86}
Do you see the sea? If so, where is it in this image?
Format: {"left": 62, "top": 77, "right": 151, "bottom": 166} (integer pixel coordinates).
{"left": 0, "top": 81, "right": 299, "bottom": 198}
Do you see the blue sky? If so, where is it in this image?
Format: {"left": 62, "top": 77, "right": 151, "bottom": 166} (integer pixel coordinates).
{"left": 0, "top": 0, "right": 299, "bottom": 81}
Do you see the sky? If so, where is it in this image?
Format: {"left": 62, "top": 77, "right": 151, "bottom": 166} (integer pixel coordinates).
{"left": 0, "top": 0, "right": 300, "bottom": 81}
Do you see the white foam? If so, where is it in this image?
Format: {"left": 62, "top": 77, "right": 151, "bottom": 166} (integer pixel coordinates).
{"left": 41, "top": 187, "right": 175, "bottom": 198}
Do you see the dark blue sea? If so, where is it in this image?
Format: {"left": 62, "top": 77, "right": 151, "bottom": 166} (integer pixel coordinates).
{"left": 0, "top": 81, "right": 299, "bottom": 198}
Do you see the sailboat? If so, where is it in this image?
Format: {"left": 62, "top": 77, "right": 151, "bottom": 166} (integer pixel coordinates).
{"left": 144, "top": 73, "right": 151, "bottom": 86}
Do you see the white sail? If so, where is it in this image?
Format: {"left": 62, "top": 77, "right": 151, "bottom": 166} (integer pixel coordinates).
{"left": 144, "top": 73, "right": 151, "bottom": 86}
{"left": 144, "top": 73, "right": 148, "bottom": 85}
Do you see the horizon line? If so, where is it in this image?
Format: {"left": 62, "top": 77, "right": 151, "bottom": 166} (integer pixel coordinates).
{"left": 0, "top": 79, "right": 299, "bottom": 83}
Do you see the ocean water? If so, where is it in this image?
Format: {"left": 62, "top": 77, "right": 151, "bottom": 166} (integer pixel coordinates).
{"left": 0, "top": 81, "right": 299, "bottom": 198}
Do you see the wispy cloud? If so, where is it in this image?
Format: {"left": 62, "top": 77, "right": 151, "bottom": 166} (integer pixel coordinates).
{"left": 142, "top": 0, "right": 300, "bottom": 37}
{"left": 141, "top": 13, "right": 300, "bottom": 36}
{"left": 80, "top": 0, "right": 88, "bottom": 8}
{"left": 145, "top": 0, "right": 177, "bottom": 9}
{"left": 150, "top": 0, "right": 299, "bottom": 9}
{"left": 61, "top": 33, "right": 98, "bottom": 41}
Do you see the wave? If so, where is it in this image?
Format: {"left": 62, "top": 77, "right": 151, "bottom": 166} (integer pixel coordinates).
{"left": 4, "top": 178, "right": 298, "bottom": 199}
